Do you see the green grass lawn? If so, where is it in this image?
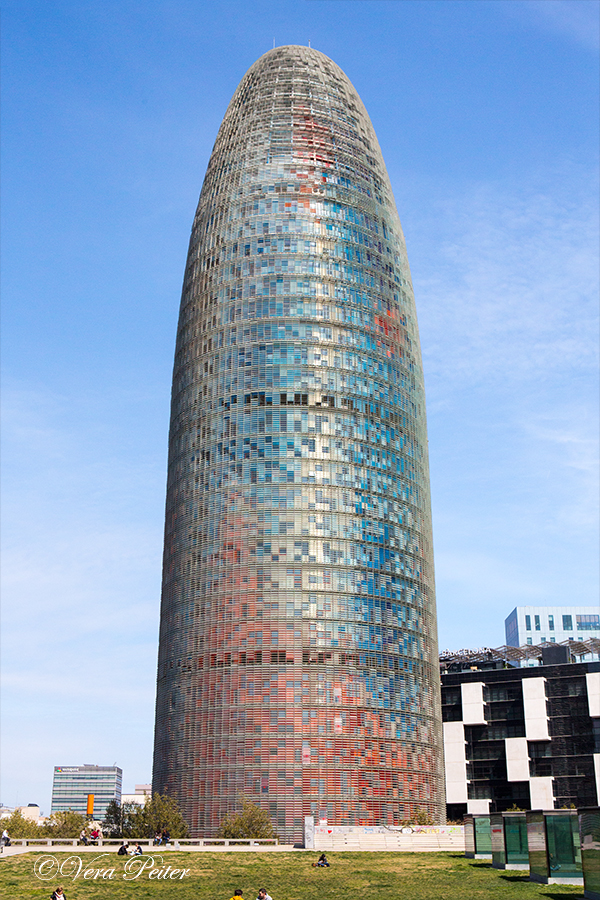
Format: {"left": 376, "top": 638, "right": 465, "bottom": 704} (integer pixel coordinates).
{"left": 0, "top": 851, "right": 586, "bottom": 899}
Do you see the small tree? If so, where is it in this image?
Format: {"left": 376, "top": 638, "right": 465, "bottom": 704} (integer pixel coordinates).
{"left": 43, "top": 810, "right": 87, "bottom": 838}
{"left": 134, "top": 793, "right": 188, "bottom": 838}
{"left": 218, "top": 798, "right": 276, "bottom": 839}
{"left": 103, "top": 799, "right": 122, "bottom": 837}
{"left": 401, "top": 807, "right": 434, "bottom": 827}
{"left": 2, "top": 809, "right": 42, "bottom": 838}
{"left": 415, "top": 808, "right": 434, "bottom": 826}
{"left": 103, "top": 800, "right": 142, "bottom": 838}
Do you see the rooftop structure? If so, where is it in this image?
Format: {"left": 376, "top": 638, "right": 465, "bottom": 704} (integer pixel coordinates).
{"left": 440, "top": 639, "right": 600, "bottom": 672}
{"left": 153, "top": 45, "right": 443, "bottom": 841}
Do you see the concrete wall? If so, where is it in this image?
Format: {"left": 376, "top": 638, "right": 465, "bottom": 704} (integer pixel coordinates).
{"left": 306, "top": 819, "right": 465, "bottom": 852}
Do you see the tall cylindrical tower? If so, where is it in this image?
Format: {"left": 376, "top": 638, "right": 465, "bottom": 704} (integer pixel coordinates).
{"left": 153, "top": 46, "right": 444, "bottom": 840}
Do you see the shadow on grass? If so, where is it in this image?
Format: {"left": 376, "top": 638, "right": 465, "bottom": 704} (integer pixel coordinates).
{"left": 499, "top": 874, "right": 530, "bottom": 883}
{"left": 540, "top": 895, "right": 585, "bottom": 900}
{"left": 469, "top": 862, "right": 493, "bottom": 869}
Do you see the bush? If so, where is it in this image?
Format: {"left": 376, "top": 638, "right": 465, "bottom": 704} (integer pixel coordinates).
{"left": 103, "top": 793, "right": 188, "bottom": 839}
{"left": 401, "top": 808, "right": 434, "bottom": 827}
{"left": 218, "top": 798, "right": 277, "bottom": 840}
{"left": 135, "top": 793, "right": 188, "bottom": 838}
{"left": 43, "top": 810, "right": 87, "bottom": 838}
{"left": 1, "top": 810, "right": 43, "bottom": 838}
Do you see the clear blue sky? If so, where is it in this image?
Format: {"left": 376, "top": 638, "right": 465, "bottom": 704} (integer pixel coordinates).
{"left": 2, "top": 0, "right": 598, "bottom": 814}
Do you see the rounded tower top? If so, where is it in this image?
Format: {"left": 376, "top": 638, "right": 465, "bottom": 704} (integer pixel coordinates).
{"left": 200, "top": 39, "right": 411, "bottom": 281}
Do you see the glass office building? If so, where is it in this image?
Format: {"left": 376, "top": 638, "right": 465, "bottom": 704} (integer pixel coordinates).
{"left": 153, "top": 45, "right": 444, "bottom": 840}
{"left": 51, "top": 765, "right": 122, "bottom": 819}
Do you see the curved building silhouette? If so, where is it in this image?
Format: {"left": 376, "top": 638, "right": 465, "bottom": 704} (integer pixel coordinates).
{"left": 153, "top": 46, "right": 444, "bottom": 840}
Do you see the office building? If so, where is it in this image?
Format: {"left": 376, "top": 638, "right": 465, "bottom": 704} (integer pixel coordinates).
{"left": 153, "top": 45, "right": 444, "bottom": 840}
{"left": 505, "top": 607, "right": 600, "bottom": 662}
{"left": 441, "top": 647, "right": 600, "bottom": 819}
{"left": 51, "top": 765, "right": 122, "bottom": 819}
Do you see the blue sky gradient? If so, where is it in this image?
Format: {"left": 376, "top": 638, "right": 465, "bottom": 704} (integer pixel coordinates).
{"left": 2, "top": 0, "right": 598, "bottom": 813}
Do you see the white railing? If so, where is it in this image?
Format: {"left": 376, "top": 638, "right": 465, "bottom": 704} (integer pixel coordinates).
{"left": 12, "top": 837, "right": 279, "bottom": 848}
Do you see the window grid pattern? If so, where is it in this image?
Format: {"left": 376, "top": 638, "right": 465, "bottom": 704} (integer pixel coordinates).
{"left": 153, "top": 46, "right": 443, "bottom": 841}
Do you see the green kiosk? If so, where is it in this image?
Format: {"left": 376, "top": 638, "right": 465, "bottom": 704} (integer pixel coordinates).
{"left": 579, "top": 807, "right": 600, "bottom": 900}
{"left": 464, "top": 814, "right": 492, "bottom": 859}
{"left": 491, "top": 812, "right": 529, "bottom": 870}
{"left": 526, "top": 809, "right": 583, "bottom": 886}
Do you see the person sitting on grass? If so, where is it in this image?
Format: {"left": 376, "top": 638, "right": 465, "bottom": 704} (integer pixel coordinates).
{"left": 228, "top": 890, "right": 244, "bottom": 900}
{"left": 257, "top": 889, "right": 273, "bottom": 900}
{"left": 51, "top": 889, "right": 66, "bottom": 900}
{"left": 117, "top": 842, "right": 129, "bottom": 856}
{"left": 132, "top": 843, "right": 143, "bottom": 856}
{"left": 315, "top": 853, "right": 330, "bottom": 867}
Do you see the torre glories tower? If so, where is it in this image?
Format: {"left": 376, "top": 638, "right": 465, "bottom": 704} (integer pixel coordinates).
{"left": 153, "top": 46, "right": 444, "bottom": 840}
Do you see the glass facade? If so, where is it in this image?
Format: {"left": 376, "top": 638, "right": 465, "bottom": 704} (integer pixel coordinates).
{"left": 527, "top": 810, "right": 583, "bottom": 883}
{"left": 504, "top": 813, "right": 529, "bottom": 865}
{"left": 579, "top": 808, "right": 600, "bottom": 900}
{"left": 475, "top": 815, "right": 492, "bottom": 854}
{"left": 51, "top": 765, "right": 122, "bottom": 819}
{"left": 490, "top": 811, "right": 529, "bottom": 869}
{"left": 546, "top": 813, "right": 582, "bottom": 878}
{"left": 152, "top": 45, "right": 443, "bottom": 841}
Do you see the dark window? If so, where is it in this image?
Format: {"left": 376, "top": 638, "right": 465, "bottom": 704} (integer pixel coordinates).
{"left": 487, "top": 684, "right": 522, "bottom": 703}
{"left": 441, "top": 686, "right": 462, "bottom": 722}
{"left": 467, "top": 783, "right": 492, "bottom": 800}
{"left": 563, "top": 615, "right": 573, "bottom": 631}
{"left": 593, "top": 719, "right": 600, "bottom": 753}
{"left": 529, "top": 741, "right": 551, "bottom": 758}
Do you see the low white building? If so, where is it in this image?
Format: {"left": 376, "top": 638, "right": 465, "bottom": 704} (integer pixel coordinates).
{"left": 18, "top": 804, "right": 42, "bottom": 822}
{"left": 0, "top": 804, "right": 43, "bottom": 824}
{"left": 120, "top": 784, "right": 151, "bottom": 806}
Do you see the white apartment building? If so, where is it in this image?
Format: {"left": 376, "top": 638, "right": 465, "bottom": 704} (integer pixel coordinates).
{"left": 505, "top": 606, "right": 599, "bottom": 661}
